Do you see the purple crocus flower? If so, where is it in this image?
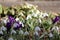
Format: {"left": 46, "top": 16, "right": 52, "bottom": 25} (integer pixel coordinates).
{"left": 53, "top": 16, "right": 60, "bottom": 24}
{"left": 6, "top": 16, "right": 15, "bottom": 33}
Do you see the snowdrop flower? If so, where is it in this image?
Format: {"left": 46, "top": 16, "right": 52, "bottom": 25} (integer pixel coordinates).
{"left": 24, "top": 31, "right": 29, "bottom": 35}
{"left": 13, "top": 22, "right": 22, "bottom": 30}
{"left": 15, "top": 17, "right": 19, "bottom": 21}
{"left": 32, "top": 13, "right": 38, "bottom": 17}
{"left": 2, "top": 17, "right": 8, "bottom": 24}
{"left": 26, "top": 14, "right": 32, "bottom": 20}
{"left": 39, "top": 12, "right": 48, "bottom": 18}
{"left": 8, "top": 37, "right": 14, "bottom": 40}
{"left": 0, "top": 30, "right": 3, "bottom": 34}
{"left": 52, "top": 26, "right": 59, "bottom": 31}
{"left": 11, "top": 30, "right": 16, "bottom": 34}
{"left": 1, "top": 26, "right": 7, "bottom": 31}
{"left": 42, "top": 12, "right": 48, "bottom": 18}
{"left": 34, "top": 31, "right": 39, "bottom": 36}
{"left": 19, "top": 21, "right": 24, "bottom": 27}
{"left": 38, "top": 19, "right": 42, "bottom": 23}
{"left": 19, "top": 30, "right": 24, "bottom": 34}
{"left": 48, "top": 33, "right": 53, "bottom": 37}
{"left": 35, "top": 26, "right": 41, "bottom": 32}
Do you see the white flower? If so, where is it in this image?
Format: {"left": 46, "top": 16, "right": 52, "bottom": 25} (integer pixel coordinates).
{"left": 19, "top": 30, "right": 24, "bottom": 34}
{"left": 49, "top": 33, "right": 53, "bottom": 37}
{"left": 19, "top": 21, "right": 24, "bottom": 27}
{"left": 15, "top": 18, "right": 19, "bottom": 21}
{"left": 26, "top": 14, "right": 32, "bottom": 20}
{"left": 8, "top": 37, "right": 14, "bottom": 40}
{"left": 24, "top": 31, "right": 29, "bottom": 35}
{"left": 39, "top": 12, "right": 49, "bottom": 18}
{"left": 32, "top": 13, "right": 38, "bottom": 17}
{"left": 11, "top": 30, "right": 16, "bottom": 34}
{"left": 52, "top": 26, "right": 59, "bottom": 31}
{"left": 0, "top": 30, "right": 3, "bottom": 34}
{"left": 1, "top": 26, "right": 7, "bottom": 31}
{"left": 42, "top": 12, "right": 49, "bottom": 18}
{"left": 34, "top": 31, "right": 39, "bottom": 36}
{"left": 13, "top": 23, "right": 19, "bottom": 28}
{"left": 35, "top": 26, "right": 41, "bottom": 32}
{"left": 38, "top": 19, "right": 42, "bottom": 23}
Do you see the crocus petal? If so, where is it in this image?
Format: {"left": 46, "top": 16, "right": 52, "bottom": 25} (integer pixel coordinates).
{"left": 8, "top": 16, "right": 15, "bottom": 23}
{"left": 53, "top": 16, "right": 60, "bottom": 24}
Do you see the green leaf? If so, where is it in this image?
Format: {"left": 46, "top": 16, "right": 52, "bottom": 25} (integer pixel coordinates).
{"left": 0, "top": 4, "right": 2, "bottom": 14}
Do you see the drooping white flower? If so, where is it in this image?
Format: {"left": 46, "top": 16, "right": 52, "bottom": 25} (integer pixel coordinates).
{"left": 2, "top": 18, "right": 8, "bottom": 24}
{"left": 39, "top": 12, "right": 49, "bottom": 18}
{"left": 15, "top": 17, "right": 19, "bottom": 21}
{"left": 52, "top": 26, "right": 59, "bottom": 31}
{"left": 42, "top": 12, "right": 49, "bottom": 18}
{"left": 32, "top": 13, "right": 38, "bottom": 17}
{"left": 19, "top": 21, "right": 24, "bottom": 27}
{"left": 13, "top": 23, "right": 19, "bottom": 28}
{"left": 38, "top": 19, "right": 42, "bottom": 23}
{"left": 24, "top": 31, "right": 29, "bottom": 35}
{"left": 0, "top": 30, "right": 3, "bottom": 34}
{"left": 48, "top": 33, "right": 53, "bottom": 37}
{"left": 19, "top": 30, "right": 24, "bottom": 34}
{"left": 26, "top": 14, "right": 32, "bottom": 20}
{"left": 8, "top": 37, "right": 14, "bottom": 40}
{"left": 1, "top": 26, "right": 7, "bottom": 31}
{"left": 34, "top": 31, "right": 39, "bottom": 36}
{"left": 35, "top": 26, "right": 41, "bottom": 32}
{"left": 11, "top": 30, "right": 16, "bottom": 34}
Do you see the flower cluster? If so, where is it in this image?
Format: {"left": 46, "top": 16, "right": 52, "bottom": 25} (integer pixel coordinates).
{"left": 0, "top": 3, "right": 60, "bottom": 40}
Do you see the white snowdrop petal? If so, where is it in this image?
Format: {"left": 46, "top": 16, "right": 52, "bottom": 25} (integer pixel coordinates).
{"left": 0, "top": 31, "right": 3, "bottom": 34}
{"left": 1, "top": 26, "right": 7, "bottom": 31}
{"left": 8, "top": 37, "right": 14, "bottom": 40}
{"left": 13, "top": 23, "right": 18, "bottom": 28}
{"left": 11, "top": 30, "right": 16, "bottom": 34}
{"left": 34, "top": 31, "right": 39, "bottom": 36}
{"left": 15, "top": 18, "right": 19, "bottom": 21}
{"left": 26, "top": 14, "right": 32, "bottom": 20}
{"left": 24, "top": 31, "right": 29, "bottom": 35}
{"left": 49, "top": 33, "right": 53, "bottom": 37}
{"left": 35, "top": 26, "right": 41, "bottom": 32}
{"left": 19, "top": 30, "right": 24, "bottom": 34}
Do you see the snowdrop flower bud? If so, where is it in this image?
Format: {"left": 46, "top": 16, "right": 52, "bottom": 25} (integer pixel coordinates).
{"left": 19, "top": 30, "right": 24, "bottom": 34}
{"left": 49, "top": 33, "right": 53, "bottom": 37}
{"left": 35, "top": 26, "right": 41, "bottom": 32}
{"left": 1, "top": 26, "right": 7, "bottom": 31}
{"left": 8, "top": 37, "right": 14, "bottom": 40}
{"left": 11, "top": 30, "right": 16, "bottom": 34}
{"left": 24, "top": 31, "right": 29, "bottom": 35}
